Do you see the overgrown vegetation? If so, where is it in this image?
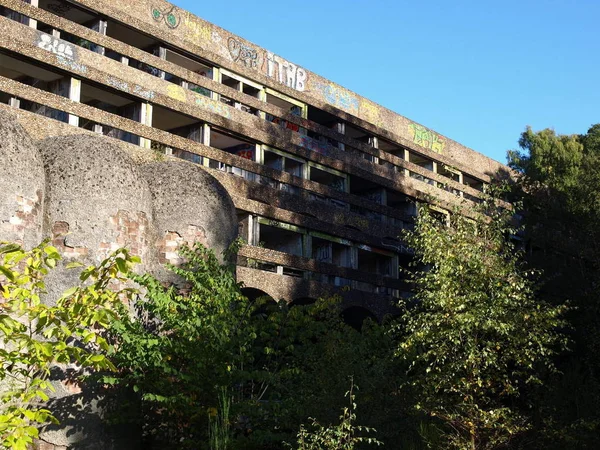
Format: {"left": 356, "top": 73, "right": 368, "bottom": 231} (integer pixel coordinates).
{"left": 0, "top": 241, "right": 138, "bottom": 450}
{"left": 396, "top": 199, "right": 567, "bottom": 449}
{"left": 4, "top": 124, "right": 600, "bottom": 449}
{"left": 508, "top": 124, "right": 600, "bottom": 447}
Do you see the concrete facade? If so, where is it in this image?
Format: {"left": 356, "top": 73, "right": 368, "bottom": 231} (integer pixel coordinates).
{"left": 0, "top": 1, "right": 507, "bottom": 323}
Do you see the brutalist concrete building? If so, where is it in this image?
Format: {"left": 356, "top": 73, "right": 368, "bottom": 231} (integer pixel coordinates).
{"left": 0, "top": 0, "right": 507, "bottom": 323}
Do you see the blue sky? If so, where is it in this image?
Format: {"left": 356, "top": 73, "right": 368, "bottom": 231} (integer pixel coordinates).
{"left": 175, "top": 0, "right": 600, "bottom": 164}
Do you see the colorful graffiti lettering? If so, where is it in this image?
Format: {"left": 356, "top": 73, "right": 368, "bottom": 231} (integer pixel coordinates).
{"left": 56, "top": 56, "right": 87, "bottom": 74}
{"left": 151, "top": 4, "right": 180, "bottom": 29}
{"left": 37, "top": 33, "right": 74, "bottom": 60}
{"left": 265, "top": 52, "right": 307, "bottom": 92}
{"left": 107, "top": 76, "right": 129, "bottom": 92}
{"left": 408, "top": 123, "right": 445, "bottom": 154}
{"left": 133, "top": 85, "right": 156, "bottom": 101}
{"left": 194, "top": 93, "right": 231, "bottom": 119}
{"left": 227, "top": 38, "right": 260, "bottom": 69}
{"left": 316, "top": 82, "right": 359, "bottom": 114}
{"left": 360, "top": 101, "right": 382, "bottom": 128}
{"left": 166, "top": 84, "right": 187, "bottom": 102}
{"left": 184, "top": 20, "right": 211, "bottom": 44}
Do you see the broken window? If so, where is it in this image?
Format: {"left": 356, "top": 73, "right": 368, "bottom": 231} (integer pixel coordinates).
{"left": 346, "top": 123, "right": 373, "bottom": 145}
{"left": 463, "top": 173, "right": 485, "bottom": 192}
{"left": 311, "top": 234, "right": 353, "bottom": 268}
{"left": 164, "top": 48, "right": 214, "bottom": 97}
{"left": 79, "top": 80, "right": 145, "bottom": 144}
{"left": 219, "top": 69, "right": 261, "bottom": 116}
{"left": 0, "top": 51, "right": 74, "bottom": 123}
{"left": 265, "top": 89, "right": 306, "bottom": 133}
{"left": 357, "top": 246, "right": 395, "bottom": 277}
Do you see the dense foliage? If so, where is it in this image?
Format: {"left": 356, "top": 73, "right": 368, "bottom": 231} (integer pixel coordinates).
{"left": 104, "top": 242, "right": 398, "bottom": 449}
{"left": 0, "top": 241, "right": 138, "bottom": 450}
{"left": 508, "top": 124, "right": 600, "bottom": 447}
{"left": 395, "top": 201, "right": 567, "bottom": 449}
{"left": 5, "top": 124, "right": 599, "bottom": 448}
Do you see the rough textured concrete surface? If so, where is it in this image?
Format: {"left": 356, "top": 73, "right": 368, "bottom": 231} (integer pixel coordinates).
{"left": 39, "top": 134, "right": 154, "bottom": 259}
{"left": 0, "top": 109, "right": 45, "bottom": 248}
{"left": 38, "top": 134, "right": 155, "bottom": 306}
{"left": 140, "top": 160, "right": 237, "bottom": 277}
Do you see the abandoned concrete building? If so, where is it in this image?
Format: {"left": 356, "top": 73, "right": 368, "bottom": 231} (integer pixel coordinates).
{"left": 0, "top": 0, "right": 507, "bottom": 325}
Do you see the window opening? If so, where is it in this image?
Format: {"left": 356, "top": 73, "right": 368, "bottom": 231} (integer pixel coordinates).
{"left": 258, "top": 220, "right": 304, "bottom": 257}
{"left": 309, "top": 164, "right": 347, "bottom": 192}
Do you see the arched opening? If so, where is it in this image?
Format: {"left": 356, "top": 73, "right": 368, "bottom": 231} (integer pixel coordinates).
{"left": 241, "top": 287, "right": 278, "bottom": 318}
{"left": 341, "top": 306, "right": 377, "bottom": 331}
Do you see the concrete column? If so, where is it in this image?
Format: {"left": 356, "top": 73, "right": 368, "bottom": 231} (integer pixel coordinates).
{"left": 28, "top": 0, "right": 38, "bottom": 29}
{"left": 68, "top": 78, "right": 81, "bottom": 126}
{"left": 139, "top": 103, "right": 152, "bottom": 148}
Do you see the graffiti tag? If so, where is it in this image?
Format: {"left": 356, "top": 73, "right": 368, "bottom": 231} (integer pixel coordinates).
{"left": 194, "top": 93, "right": 231, "bottom": 119}
{"left": 408, "top": 123, "right": 445, "bottom": 154}
{"left": 37, "top": 33, "right": 74, "bottom": 60}
{"left": 265, "top": 52, "right": 307, "bottom": 92}
{"left": 227, "top": 38, "right": 260, "bottom": 69}
{"left": 151, "top": 4, "right": 180, "bottom": 29}
{"left": 316, "top": 82, "right": 359, "bottom": 114}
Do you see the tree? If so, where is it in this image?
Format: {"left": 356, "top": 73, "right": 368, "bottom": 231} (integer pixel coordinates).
{"left": 395, "top": 197, "right": 568, "bottom": 449}
{"left": 104, "top": 241, "right": 251, "bottom": 448}
{"left": 0, "top": 241, "right": 138, "bottom": 450}
{"left": 508, "top": 125, "right": 600, "bottom": 447}
{"left": 105, "top": 242, "right": 404, "bottom": 449}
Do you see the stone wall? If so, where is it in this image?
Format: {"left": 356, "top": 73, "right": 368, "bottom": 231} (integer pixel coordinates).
{"left": 0, "top": 109, "right": 238, "bottom": 449}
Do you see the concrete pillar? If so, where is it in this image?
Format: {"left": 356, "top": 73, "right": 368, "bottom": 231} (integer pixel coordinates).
{"left": 68, "top": 78, "right": 81, "bottom": 126}
{"left": 139, "top": 103, "right": 152, "bottom": 148}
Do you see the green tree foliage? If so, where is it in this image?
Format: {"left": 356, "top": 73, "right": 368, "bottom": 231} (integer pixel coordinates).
{"left": 508, "top": 125, "right": 600, "bottom": 446}
{"left": 105, "top": 242, "right": 250, "bottom": 447}
{"left": 105, "top": 242, "right": 398, "bottom": 449}
{"left": 395, "top": 200, "right": 568, "bottom": 449}
{"left": 0, "top": 241, "right": 138, "bottom": 450}
{"left": 286, "top": 380, "right": 382, "bottom": 450}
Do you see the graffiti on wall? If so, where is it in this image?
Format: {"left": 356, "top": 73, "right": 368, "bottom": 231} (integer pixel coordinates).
{"left": 315, "top": 82, "right": 359, "bottom": 114}
{"left": 106, "top": 76, "right": 155, "bottom": 101}
{"left": 265, "top": 52, "right": 307, "bottom": 92}
{"left": 299, "top": 135, "right": 334, "bottom": 156}
{"left": 194, "top": 92, "right": 231, "bottom": 119}
{"left": 36, "top": 33, "right": 87, "bottom": 74}
{"left": 408, "top": 123, "right": 445, "bottom": 154}
{"left": 37, "top": 33, "right": 74, "bottom": 60}
{"left": 166, "top": 84, "right": 187, "bottom": 102}
{"left": 227, "top": 38, "right": 260, "bottom": 69}
{"left": 151, "top": 4, "right": 180, "bottom": 29}
{"left": 360, "top": 101, "right": 382, "bottom": 128}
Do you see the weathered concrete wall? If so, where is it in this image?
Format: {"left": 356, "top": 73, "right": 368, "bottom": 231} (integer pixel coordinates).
{"left": 140, "top": 160, "right": 237, "bottom": 282}
{"left": 65, "top": 0, "right": 506, "bottom": 177}
{"left": 0, "top": 109, "right": 238, "bottom": 449}
{"left": 0, "top": 109, "right": 45, "bottom": 248}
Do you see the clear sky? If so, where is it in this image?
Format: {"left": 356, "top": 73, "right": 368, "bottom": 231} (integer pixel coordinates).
{"left": 174, "top": 0, "right": 600, "bottom": 164}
